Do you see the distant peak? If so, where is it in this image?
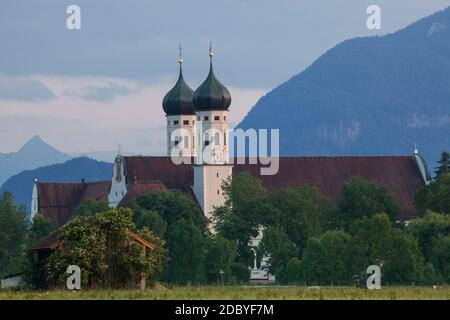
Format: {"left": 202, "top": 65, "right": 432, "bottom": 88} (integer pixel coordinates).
{"left": 18, "top": 135, "right": 53, "bottom": 153}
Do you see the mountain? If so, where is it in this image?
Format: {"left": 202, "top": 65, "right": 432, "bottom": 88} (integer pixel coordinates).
{"left": 0, "top": 135, "right": 72, "bottom": 185}
{"left": 0, "top": 157, "right": 113, "bottom": 216}
{"left": 238, "top": 7, "right": 450, "bottom": 166}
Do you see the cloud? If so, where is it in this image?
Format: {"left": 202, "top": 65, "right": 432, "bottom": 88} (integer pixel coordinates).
{"left": 63, "top": 82, "right": 140, "bottom": 102}
{"left": 0, "top": 77, "right": 55, "bottom": 101}
{"left": 0, "top": 0, "right": 447, "bottom": 88}
{"left": 0, "top": 76, "right": 267, "bottom": 156}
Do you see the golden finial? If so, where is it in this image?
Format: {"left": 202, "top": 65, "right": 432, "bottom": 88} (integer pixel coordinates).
{"left": 208, "top": 41, "right": 214, "bottom": 58}
{"left": 178, "top": 43, "right": 183, "bottom": 64}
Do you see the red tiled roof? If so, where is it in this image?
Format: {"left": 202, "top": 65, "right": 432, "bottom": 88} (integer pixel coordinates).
{"left": 36, "top": 156, "right": 425, "bottom": 226}
{"left": 32, "top": 229, "right": 61, "bottom": 251}
{"left": 124, "top": 156, "right": 425, "bottom": 220}
{"left": 38, "top": 181, "right": 111, "bottom": 227}
{"left": 124, "top": 156, "right": 194, "bottom": 188}
{"left": 118, "top": 181, "right": 166, "bottom": 207}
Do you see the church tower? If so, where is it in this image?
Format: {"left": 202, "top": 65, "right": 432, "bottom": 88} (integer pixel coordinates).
{"left": 193, "top": 44, "right": 233, "bottom": 222}
{"left": 163, "top": 46, "right": 196, "bottom": 157}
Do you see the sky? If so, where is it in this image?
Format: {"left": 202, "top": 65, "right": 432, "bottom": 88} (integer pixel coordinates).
{"left": 1, "top": 0, "right": 449, "bottom": 156}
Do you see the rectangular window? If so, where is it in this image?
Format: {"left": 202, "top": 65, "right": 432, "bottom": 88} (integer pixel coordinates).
{"left": 205, "top": 141, "right": 210, "bottom": 146}
{"left": 214, "top": 116, "right": 220, "bottom": 121}
{"left": 174, "top": 120, "right": 179, "bottom": 125}
{"left": 204, "top": 116, "right": 209, "bottom": 121}
{"left": 183, "top": 120, "right": 189, "bottom": 125}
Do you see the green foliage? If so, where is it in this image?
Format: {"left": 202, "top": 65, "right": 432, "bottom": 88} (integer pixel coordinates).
{"left": 300, "top": 230, "right": 352, "bottom": 285}
{"left": 165, "top": 219, "right": 205, "bottom": 285}
{"left": 281, "top": 258, "right": 303, "bottom": 284}
{"left": 46, "top": 208, "right": 164, "bottom": 289}
{"left": 267, "top": 186, "right": 334, "bottom": 254}
{"left": 229, "top": 262, "right": 250, "bottom": 284}
{"left": 349, "top": 213, "right": 393, "bottom": 272}
{"left": 27, "top": 213, "right": 55, "bottom": 246}
{"left": 415, "top": 173, "right": 450, "bottom": 215}
{"left": 133, "top": 209, "right": 167, "bottom": 238}
{"left": 135, "top": 189, "right": 204, "bottom": 229}
{"left": 408, "top": 211, "right": 450, "bottom": 262}
{"left": 429, "top": 235, "right": 450, "bottom": 283}
{"left": 259, "top": 226, "right": 297, "bottom": 281}
{"left": 75, "top": 200, "right": 109, "bottom": 217}
{"left": 0, "top": 192, "right": 27, "bottom": 278}
{"left": 214, "top": 171, "right": 267, "bottom": 264}
{"left": 435, "top": 151, "right": 450, "bottom": 178}
{"left": 383, "top": 229, "right": 424, "bottom": 284}
{"left": 337, "top": 177, "right": 401, "bottom": 229}
{"left": 204, "top": 235, "right": 238, "bottom": 284}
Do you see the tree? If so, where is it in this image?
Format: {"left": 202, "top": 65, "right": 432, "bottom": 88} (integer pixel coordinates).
{"left": 415, "top": 173, "right": 450, "bottom": 215}
{"left": 75, "top": 199, "right": 109, "bottom": 217}
{"left": 214, "top": 171, "right": 268, "bottom": 264}
{"left": 282, "top": 258, "right": 303, "bottom": 284}
{"left": 383, "top": 229, "right": 424, "bottom": 284}
{"left": 27, "top": 213, "right": 55, "bottom": 246}
{"left": 408, "top": 211, "right": 450, "bottom": 262}
{"left": 435, "top": 151, "right": 450, "bottom": 178}
{"left": 165, "top": 219, "right": 205, "bottom": 285}
{"left": 135, "top": 189, "right": 204, "bottom": 229}
{"left": 300, "top": 230, "right": 352, "bottom": 285}
{"left": 267, "top": 186, "right": 334, "bottom": 254}
{"left": 204, "top": 235, "right": 238, "bottom": 284}
{"left": 337, "top": 177, "right": 401, "bottom": 229}
{"left": 428, "top": 235, "right": 450, "bottom": 283}
{"left": 259, "top": 226, "right": 297, "bottom": 282}
{"left": 0, "top": 192, "right": 28, "bottom": 279}
{"left": 349, "top": 213, "right": 393, "bottom": 273}
{"left": 133, "top": 208, "right": 167, "bottom": 238}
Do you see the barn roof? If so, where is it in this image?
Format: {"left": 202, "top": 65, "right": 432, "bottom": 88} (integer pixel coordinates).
{"left": 37, "top": 181, "right": 111, "bottom": 227}
{"left": 32, "top": 228, "right": 156, "bottom": 251}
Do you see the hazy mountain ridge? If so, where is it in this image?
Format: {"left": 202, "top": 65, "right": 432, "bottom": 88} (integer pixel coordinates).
{"left": 238, "top": 7, "right": 450, "bottom": 165}
{"left": 0, "top": 157, "right": 113, "bottom": 216}
{"left": 0, "top": 135, "right": 72, "bottom": 185}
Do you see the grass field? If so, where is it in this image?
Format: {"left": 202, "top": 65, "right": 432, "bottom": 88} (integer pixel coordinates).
{"left": 1, "top": 286, "right": 450, "bottom": 300}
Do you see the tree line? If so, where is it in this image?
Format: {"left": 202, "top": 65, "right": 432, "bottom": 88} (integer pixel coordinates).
{"left": 0, "top": 151, "right": 449, "bottom": 288}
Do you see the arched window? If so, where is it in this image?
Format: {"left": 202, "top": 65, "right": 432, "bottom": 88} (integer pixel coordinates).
{"left": 214, "top": 132, "right": 220, "bottom": 146}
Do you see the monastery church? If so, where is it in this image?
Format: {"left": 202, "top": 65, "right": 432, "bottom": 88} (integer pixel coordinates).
{"left": 31, "top": 47, "right": 431, "bottom": 280}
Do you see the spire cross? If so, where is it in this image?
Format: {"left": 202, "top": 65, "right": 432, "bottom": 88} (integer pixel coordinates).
{"left": 179, "top": 43, "right": 183, "bottom": 64}
{"left": 208, "top": 41, "right": 214, "bottom": 59}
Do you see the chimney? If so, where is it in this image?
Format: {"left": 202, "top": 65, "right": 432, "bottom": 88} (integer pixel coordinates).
{"left": 81, "top": 178, "right": 86, "bottom": 184}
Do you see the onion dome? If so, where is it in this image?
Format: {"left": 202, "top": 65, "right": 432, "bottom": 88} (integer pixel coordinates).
{"left": 162, "top": 49, "right": 195, "bottom": 116}
{"left": 193, "top": 44, "right": 231, "bottom": 111}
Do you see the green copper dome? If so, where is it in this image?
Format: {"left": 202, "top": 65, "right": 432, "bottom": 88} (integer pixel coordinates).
{"left": 193, "top": 60, "right": 231, "bottom": 111}
{"left": 162, "top": 64, "right": 195, "bottom": 115}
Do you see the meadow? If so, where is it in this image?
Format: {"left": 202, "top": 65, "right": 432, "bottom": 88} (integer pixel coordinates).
{"left": 1, "top": 286, "right": 449, "bottom": 300}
